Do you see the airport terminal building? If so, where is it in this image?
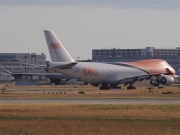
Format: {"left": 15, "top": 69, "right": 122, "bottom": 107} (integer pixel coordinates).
{"left": 92, "top": 47, "right": 180, "bottom": 75}
{"left": 0, "top": 53, "right": 71, "bottom": 85}
{"left": 0, "top": 53, "right": 46, "bottom": 73}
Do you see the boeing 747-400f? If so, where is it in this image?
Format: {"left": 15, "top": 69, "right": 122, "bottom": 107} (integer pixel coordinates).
{"left": 44, "top": 30, "right": 175, "bottom": 90}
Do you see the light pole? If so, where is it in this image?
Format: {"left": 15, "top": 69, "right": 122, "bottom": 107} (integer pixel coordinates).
{"left": 24, "top": 55, "right": 28, "bottom": 73}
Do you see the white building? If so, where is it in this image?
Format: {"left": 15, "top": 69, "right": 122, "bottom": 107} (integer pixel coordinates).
{"left": 0, "top": 53, "right": 46, "bottom": 73}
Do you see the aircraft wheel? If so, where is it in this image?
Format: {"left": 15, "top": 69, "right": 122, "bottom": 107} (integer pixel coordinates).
{"left": 127, "top": 85, "right": 136, "bottom": 89}
{"left": 54, "top": 79, "right": 60, "bottom": 85}
{"left": 151, "top": 79, "right": 159, "bottom": 87}
{"left": 110, "top": 84, "right": 121, "bottom": 89}
{"left": 50, "top": 79, "right": 55, "bottom": 83}
{"left": 100, "top": 84, "right": 110, "bottom": 90}
{"left": 132, "top": 86, "right": 136, "bottom": 89}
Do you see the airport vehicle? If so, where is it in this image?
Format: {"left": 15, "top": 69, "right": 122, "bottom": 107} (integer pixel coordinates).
{"left": 0, "top": 72, "right": 14, "bottom": 81}
{"left": 44, "top": 30, "right": 175, "bottom": 90}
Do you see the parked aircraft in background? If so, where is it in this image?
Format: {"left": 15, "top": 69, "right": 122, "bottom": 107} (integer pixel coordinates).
{"left": 3, "top": 69, "right": 72, "bottom": 85}
{"left": 3, "top": 69, "right": 85, "bottom": 85}
{"left": 0, "top": 72, "right": 14, "bottom": 81}
{"left": 44, "top": 30, "right": 175, "bottom": 90}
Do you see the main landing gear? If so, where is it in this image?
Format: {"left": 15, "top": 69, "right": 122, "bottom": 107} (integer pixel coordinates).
{"left": 50, "top": 79, "right": 60, "bottom": 85}
{"left": 150, "top": 79, "right": 160, "bottom": 87}
{"left": 100, "top": 84, "right": 110, "bottom": 90}
{"left": 127, "top": 85, "right": 136, "bottom": 89}
{"left": 111, "top": 84, "right": 121, "bottom": 89}
{"left": 99, "top": 84, "right": 121, "bottom": 90}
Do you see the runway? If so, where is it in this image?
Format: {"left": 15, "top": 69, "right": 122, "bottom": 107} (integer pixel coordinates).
{"left": 0, "top": 98, "right": 180, "bottom": 105}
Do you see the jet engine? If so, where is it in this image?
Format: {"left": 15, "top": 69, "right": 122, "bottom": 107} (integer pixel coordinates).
{"left": 150, "top": 75, "right": 174, "bottom": 87}
{"left": 159, "top": 75, "right": 174, "bottom": 85}
{"left": 150, "top": 79, "right": 159, "bottom": 87}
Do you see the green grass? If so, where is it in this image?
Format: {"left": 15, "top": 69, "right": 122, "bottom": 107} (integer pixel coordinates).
{"left": 77, "top": 104, "right": 180, "bottom": 110}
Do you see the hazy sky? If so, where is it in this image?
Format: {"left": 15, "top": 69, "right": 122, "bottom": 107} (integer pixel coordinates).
{"left": 0, "top": 0, "right": 180, "bottom": 60}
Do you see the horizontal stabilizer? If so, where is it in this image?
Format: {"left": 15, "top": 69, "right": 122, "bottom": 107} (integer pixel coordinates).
{"left": 48, "top": 62, "right": 78, "bottom": 70}
{"left": 56, "top": 62, "right": 78, "bottom": 69}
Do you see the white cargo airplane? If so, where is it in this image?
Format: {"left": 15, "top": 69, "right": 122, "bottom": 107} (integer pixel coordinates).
{"left": 44, "top": 30, "right": 175, "bottom": 90}
{"left": 0, "top": 72, "right": 14, "bottom": 81}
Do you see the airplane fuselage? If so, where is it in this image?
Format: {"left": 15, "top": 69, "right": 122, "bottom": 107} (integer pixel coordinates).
{"left": 48, "top": 59, "right": 175, "bottom": 85}
{"left": 0, "top": 73, "right": 14, "bottom": 81}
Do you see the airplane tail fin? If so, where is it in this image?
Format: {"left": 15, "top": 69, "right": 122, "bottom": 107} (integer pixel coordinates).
{"left": 44, "top": 30, "right": 74, "bottom": 62}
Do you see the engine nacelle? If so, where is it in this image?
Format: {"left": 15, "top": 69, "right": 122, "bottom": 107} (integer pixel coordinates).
{"left": 159, "top": 75, "right": 174, "bottom": 85}
{"left": 150, "top": 75, "right": 174, "bottom": 86}
{"left": 149, "top": 76, "right": 159, "bottom": 87}
{"left": 150, "top": 79, "right": 159, "bottom": 87}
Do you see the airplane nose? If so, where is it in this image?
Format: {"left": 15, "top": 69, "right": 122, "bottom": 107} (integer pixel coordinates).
{"left": 170, "top": 67, "right": 176, "bottom": 76}
{"left": 172, "top": 69, "right": 176, "bottom": 76}
{"left": 167, "top": 63, "right": 176, "bottom": 76}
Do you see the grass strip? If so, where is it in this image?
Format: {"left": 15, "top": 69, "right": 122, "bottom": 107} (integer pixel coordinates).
{"left": 0, "top": 115, "right": 180, "bottom": 122}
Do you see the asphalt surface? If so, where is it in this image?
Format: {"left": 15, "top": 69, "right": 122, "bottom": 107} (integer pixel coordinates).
{"left": 0, "top": 98, "right": 180, "bottom": 104}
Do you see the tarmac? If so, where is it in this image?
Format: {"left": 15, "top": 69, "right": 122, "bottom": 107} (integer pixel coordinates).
{"left": 0, "top": 98, "right": 180, "bottom": 105}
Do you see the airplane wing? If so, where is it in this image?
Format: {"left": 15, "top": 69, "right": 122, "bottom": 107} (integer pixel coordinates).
{"left": 119, "top": 68, "right": 174, "bottom": 86}
{"left": 119, "top": 74, "right": 152, "bottom": 86}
